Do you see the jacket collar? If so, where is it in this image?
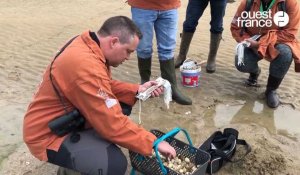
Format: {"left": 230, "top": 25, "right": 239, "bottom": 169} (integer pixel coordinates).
{"left": 80, "top": 30, "right": 106, "bottom": 64}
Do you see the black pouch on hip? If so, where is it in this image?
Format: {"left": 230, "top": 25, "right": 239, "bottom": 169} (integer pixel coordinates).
{"left": 48, "top": 109, "right": 85, "bottom": 137}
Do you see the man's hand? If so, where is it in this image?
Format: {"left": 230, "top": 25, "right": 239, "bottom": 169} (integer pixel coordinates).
{"left": 157, "top": 141, "right": 176, "bottom": 159}
{"left": 138, "top": 81, "right": 164, "bottom": 97}
{"left": 245, "top": 38, "right": 259, "bottom": 48}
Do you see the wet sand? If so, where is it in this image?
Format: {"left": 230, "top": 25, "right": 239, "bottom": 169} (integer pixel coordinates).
{"left": 1, "top": 0, "right": 300, "bottom": 174}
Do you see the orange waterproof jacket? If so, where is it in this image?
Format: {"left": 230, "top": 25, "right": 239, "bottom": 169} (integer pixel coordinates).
{"left": 127, "top": 0, "right": 180, "bottom": 10}
{"left": 231, "top": 0, "right": 300, "bottom": 72}
{"left": 23, "top": 31, "right": 156, "bottom": 161}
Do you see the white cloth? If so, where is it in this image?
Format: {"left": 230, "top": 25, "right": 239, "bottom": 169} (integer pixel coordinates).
{"left": 235, "top": 35, "right": 261, "bottom": 66}
{"left": 235, "top": 41, "right": 250, "bottom": 66}
{"left": 162, "top": 80, "right": 172, "bottom": 109}
{"left": 136, "top": 78, "right": 172, "bottom": 125}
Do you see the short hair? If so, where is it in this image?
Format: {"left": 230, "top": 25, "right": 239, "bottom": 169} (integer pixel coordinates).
{"left": 97, "top": 16, "right": 142, "bottom": 44}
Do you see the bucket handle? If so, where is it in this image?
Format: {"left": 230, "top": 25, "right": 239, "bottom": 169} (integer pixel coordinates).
{"left": 153, "top": 127, "right": 193, "bottom": 175}
{"left": 180, "top": 58, "right": 203, "bottom": 72}
{"left": 183, "top": 58, "right": 207, "bottom": 65}
{"left": 183, "top": 58, "right": 196, "bottom": 64}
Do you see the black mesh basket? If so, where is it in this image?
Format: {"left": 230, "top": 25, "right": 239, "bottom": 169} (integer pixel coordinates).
{"left": 130, "top": 129, "right": 210, "bottom": 175}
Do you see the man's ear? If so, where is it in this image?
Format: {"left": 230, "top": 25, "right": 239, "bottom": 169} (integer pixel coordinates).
{"left": 110, "top": 36, "right": 119, "bottom": 48}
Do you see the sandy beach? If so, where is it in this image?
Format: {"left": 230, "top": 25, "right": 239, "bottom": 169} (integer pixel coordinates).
{"left": 1, "top": 0, "right": 300, "bottom": 174}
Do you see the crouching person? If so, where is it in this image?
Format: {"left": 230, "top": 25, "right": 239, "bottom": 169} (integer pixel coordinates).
{"left": 23, "top": 16, "right": 176, "bottom": 175}
{"left": 230, "top": 0, "right": 300, "bottom": 108}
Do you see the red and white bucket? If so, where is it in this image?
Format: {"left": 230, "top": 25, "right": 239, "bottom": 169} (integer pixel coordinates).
{"left": 179, "top": 59, "right": 201, "bottom": 87}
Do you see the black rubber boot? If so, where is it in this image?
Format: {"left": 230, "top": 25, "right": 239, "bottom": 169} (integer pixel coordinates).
{"left": 175, "top": 32, "right": 194, "bottom": 68}
{"left": 138, "top": 57, "right": 151, "bottom": 84}
{"left": 265, "top": 75, "right": 283, "bottom": 108}
{"left": 160, "top": 59, "right": 192, "bottom": 105}
{"left": 245, "top": 68, "right": 261, "bottom": 87}
{"left": 206, "top": 33, "right": 222, "bottom": 73}
{"left": 57, "top": 167, "right": 81, "bottom": 175}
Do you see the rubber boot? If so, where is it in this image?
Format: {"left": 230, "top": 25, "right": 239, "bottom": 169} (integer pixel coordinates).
{"left": 245, "top": 68, "right": 261, "bottom": 87}
{"left": 175, "top": 32, "right": 194, "bottom": 68}
{"left": 206, "top": 33, "right": 222, "bottom": 73}
{"left": 138, "top": 57, "right": 151, "bottom": 84}
{"left": 159, "top": 59, "right": 192, "bottom": 105}
{"left": 57, "top": 167, "right": 81, "bottom": 175}
{"left": 265, "top": 75, "right": 283, "bottom": 108}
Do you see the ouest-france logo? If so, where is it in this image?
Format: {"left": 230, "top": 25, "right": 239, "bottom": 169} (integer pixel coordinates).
{"left": 236, "top": 10, "right": 289, "bottom": 28}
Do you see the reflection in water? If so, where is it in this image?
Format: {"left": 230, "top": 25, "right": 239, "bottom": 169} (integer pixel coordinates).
{"left": 204, "top": 100, "right": 300, "bottom": 141}
{"left": 253, "top": 101, "right": 264, "bottom": 114}
{"left": 274, "top": 106, "right": 300, "bottom": 140}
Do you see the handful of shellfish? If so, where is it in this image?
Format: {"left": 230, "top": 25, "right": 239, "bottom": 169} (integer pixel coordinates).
{"left": 151, "top": 152, "right": 199, "bottom": 175}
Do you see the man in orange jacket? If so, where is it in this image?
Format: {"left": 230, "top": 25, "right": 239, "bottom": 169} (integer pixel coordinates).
{"left": 23, "top": 16, "right": 176, "bottom": 175}
{"left": 231, "top": 0, "right": 300, "bottom": 108}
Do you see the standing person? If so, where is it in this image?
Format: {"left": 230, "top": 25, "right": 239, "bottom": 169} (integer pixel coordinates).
{"left": 23, "top": 16, "right": 176, "bottom": 175}
{"left": 127, "top": 0, "right": 192, "bottom": 105}
{"left": 175, "top": 0, "right": 227, "bottom": 73}
{"left": 231, "top": 0, "right": 300, "bottom": 108}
